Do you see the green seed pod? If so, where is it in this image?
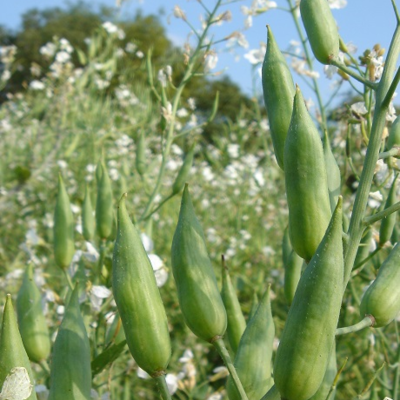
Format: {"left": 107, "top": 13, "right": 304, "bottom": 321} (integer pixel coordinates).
{"left": 284, "top": 86, "right": 332, "bottom": 261}
{"left": 354, "top": 228, "right": 373, "bottom": 269}
{"left": 95, "top": 159, "right": 103, "bottom": 183}
{"left": 0, "top": 295, "right": 37, "bottom": 400}
{"left": 300, "top": 0, "right": 339, "bottom": 64}
{"left": 96, "top": 162, "right": 113, "bottom": 240}
{"left": 281, "top": 226, "right": 292, "bottom": 267}
{"left": 221, "top": 261, "right": 246, "bottom": 355}
{"left": 82, "top": 184, "right": 95, "bottom": 241}
{"left": 172, "top": 145, "right": 195, "bottom": 195}
{"left": 136, "top": 131, "right": 147, "bottom": 176}
{"left": 48, "top": 286, "right": 91, "bottom": 400}
{"left": 387, "top": 115, "right": 400, "bottom": 150}
{"left": 16, "top": 264, "right": 51, "bottom": 363}
{"left": 284, "top": 250, "right": 303, "bottom": 306}
{"left": 112, "top": 194, "right": 171, "bottom": 375}
{"left": 323, "top": 131, "right": 341, "bottom": 212}
{"left": 262, "top": 26, "right": 296, "bottom": 170}
{"left": 360, "top": 242, "right": 400, "bottom": 327}
{"left": 308, "top": 344, "right": 337, "bottom": 400}
{"left": 226, "top": 286, "right": 275, "bottom": 400}
{"left": 261, "top": 385, "right": 280, "bottom": 400}
{"left": 54, "top": 175, "right": 75, "bottom": 269}
{"left": 274, "top": 197, "right": 343, "bottom": 400}
{"left": 248, "top": 293, "right": 259, "bottom": 322}
{"left": 171, "top": 185, "right": 227, "bottom": 342}
{"left": 379, "top": 178, "right": 398, "bottom": 246}
{"left": 391, "top": 223, "right": 400, "bottom": 245}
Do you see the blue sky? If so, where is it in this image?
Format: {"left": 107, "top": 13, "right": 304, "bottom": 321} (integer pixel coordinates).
{"left": 1, "top": 0, "right": 398, "bottom": 107}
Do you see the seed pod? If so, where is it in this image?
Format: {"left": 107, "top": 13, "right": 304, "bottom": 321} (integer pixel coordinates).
{"left": 221, "top": 260, "right": 246, "bottom": 355}
{"left": 387, "top": 115, "right": 400, "bottom": 150}
{"left": 0, "top": 295, "right": 37, "bottom": 400}
{"left": 274, "top": 197, "right": 343, "bottom": 400}
{"left": 96, "top": 162, "right": 113, "bottom": 240}
{"left": 54, "top": 175, "right": 75, "bottom": 269}
{"left": 300, "top": 0, "right": 339, "bottom": 64}
{"left": 323, "top": 130, "right": 341, "bottom": 212}
{"left": 136, "top": 131, "right": 147, "bottom": 176}
{"left": 16, "top": 264, "right": 51, "bottom": 363}
{"left": 113, "top": 194, "right": 171, "bottom": 375}
{"left": 284, "top": 250, "right": 303, "bottom": 306}
{"left": 284, "top": 86, "right": 332, "bottom": 261}
{"left": 48, "top": 286, "right": 91, "bottom": 400}
{"left": 171, "top": 185, "right": 227, "bottom": 342}
{"left": 360, "top": 242, "right": 400, "bottom": 327}
{"left": 248, "top": 293, "right": 259, "bottom": 322}
{"left": 261, "top": 385, "right": 280, "bottom": 400}
{"left": 82, "top": 183, "right": 95, "bottom": 241}
{"left": 379, "top": 177, "right": 398, "bottom": 246}
{"left": 172, "top": 145, "right": 195, "bottom": 195}
{"left": 308, "top": 344, "right": 337, "bottom": 400}
{"left": 226, "top": 286, "right": 275, "bottom": 400}
{"left": 262, "top": 26, "right": 296, "bottom": 170}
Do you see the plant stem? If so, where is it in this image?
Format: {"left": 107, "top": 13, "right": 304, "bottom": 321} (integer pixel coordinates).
{"left": 379, "top": 147, "right": 400, "bottom": 159}
{"left": 330, "top": 59, "right": 377, "bottom": 90}
{"left": 154, "top": 375, "right": 172, "bottom": 400}
{"left": 63, "top": 269, "right": 74, "bottom": 291}
{"left": 336, "top": 316, "right": 375, "bottom": 336}
{"left": 343, "top": 24, "right": 400, "bottom": 287}
{"left": 213, "top": 338, "right": 249, "bottom": 400}
{"left": 363, "top": 200, "right": 400, "bottom": 225}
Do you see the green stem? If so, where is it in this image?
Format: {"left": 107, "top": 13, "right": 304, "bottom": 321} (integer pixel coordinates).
{"left": 343, "top": 23, "right": 400, "bottom": 287}
{"left": 336, "top": 316, "right": 375, "bottom": 336}
{"left": 330, "top": 59, "right": 377, "bottom": 90}
{"left": 154, "top": 374, "right": 172, "bottom": 400}
{"left": 39, "top": 360, "right": 51, "bottom": 375}
{"left": 379, "top": 147, "right": 400, "bottom": 159}
{"left": 97, "top": 239, "right": 107, "bottom": 282}
{"left": 351, "top": 247, "right": 381, "bottom": 277}
{"left": 363, "top": 200, "right": 400, "bottom": 225}
{"left": 213, "top": 338, "right": 249, "bottom": 400}
{"left": 393, "top": 321, "right": 400, "bottom": 400}
{"left": 141, "top": 193, "right": 175, "bottom": 222}
{"left": 63, "top": 269, "right": 74, "bottom": 291}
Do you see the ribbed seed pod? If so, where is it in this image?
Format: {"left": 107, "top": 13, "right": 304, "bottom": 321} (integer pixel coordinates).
{"left": 171, "top": 185, "right": 227, "bottom": 342}
{"left": 360, "top": 242, "right": 400, "bottom": 327}
{"left": 48, "top": 286, "right": 92, "bottom": 400}
{"left": 274, "top": 198, "right": 343, "bottom": 400}
{"left": 221, "top": 261, "right": 246, "bottom": 354}
{"left": 112, "top": 194, "right": 171, "bottom": 375}
{"left": 300, "top": 0, "right": 339, "bottom": 64}
{"left": 136, "top": 131, "right": 147, "bottom": 176}
{"left": 323, "top": 130, "right": 341, "bottom": 212}
{"left": 284, "top": 250, "right": 303, "bottom": 306}
{"left": 172, "top": 145, "right": 195, "bottom": 195}
{"left": 248, "top": 293, "right": 259, "bottom": 322}
{"left": 0, "top": 295, "right": 37, "bottom": 400}
{"left": 284, "top": 86, "right": 331, "bottom": 261}
{"left": 54, "top": 175, "right": 75, "bottom": 269}
{"left": 82, "top": 183, "right": 95, "bottom": 241}
{"left": 262, "top": 26, "right": 295, "bottom": 170}
{"left": 308, "top": 344, "right": 337, "bottom": 400}
{"left": 96, "top": 162, "right": 113, "bottom": 240}
{"left": 387, "top": 115, "right": 400, "bottom": 149}
{"left": 16, "top": 264, "right": 51, "bottom": 363}
{"left": 379, "top": 178, "right": 398, "bottom": 246}
{"left": 226, "top": 286, "right": 275, "bottom": 400}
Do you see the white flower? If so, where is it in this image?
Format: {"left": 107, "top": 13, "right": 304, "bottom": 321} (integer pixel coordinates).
{"left": 368, "top": 191, "right": 383, "bottom": 208}
{"left": 179, "top": 349, "right": 194, "bottom": 363}
{"left": 351, "top": 102, "right": 368, "bottom": 115}
{"left": 207, "top": 393, "right": 223, "bottom": 400}
{"left": 328, "top": 0, "right": 347, "bottom": 9}
{"left": 227, "top": 144, "right": 240, "bottom": 158}
{"left": 102, "top": 21, "right": 119, "bottom": 34}
{"left": 173, "top": 5, "right": 186, "bottom": 20}
{"left": 35, "top": 384, "right": 49, "bottom": 400}
{"left": 89, "top": 285, "right": 112, "bottom": 312}
{"left": 141, "top": 233, "right": 154, "bottom": 252}
{"left": 0, "top": 367, "right": 33, "bottom": 400}
{"left": 244, "top": 44, "right": 266, "bottom": 65}
{"left": 125, "top": 42, "right": 137, "bottom": 53}
{"left": 158, "top": 69, "right": 167, "bottom": 87}
{"left": 204, "top": 52, "right": 218, "bottom": 72}
{"left": 136, "top": 51, "right": 144, "bottom": 58}
{"left": 39, "top": 42, "right": 56, "bottom": 57}
{"left": 165, "top": 374, "right": 179, "bottom": 395}
{"left": 177, "top": 108, "right": 189, "bottom": 118}
{"left": 59, "top": 38, "right": 73, "bottom": 53}
{"left": 55, "top": 51, "right": 71, "bottom": 63}
{"left": 188, "top": 98, "right": 196, "bottom": 110}
{"left": 29, "top": 80, "right": 45, "bottom": 90}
